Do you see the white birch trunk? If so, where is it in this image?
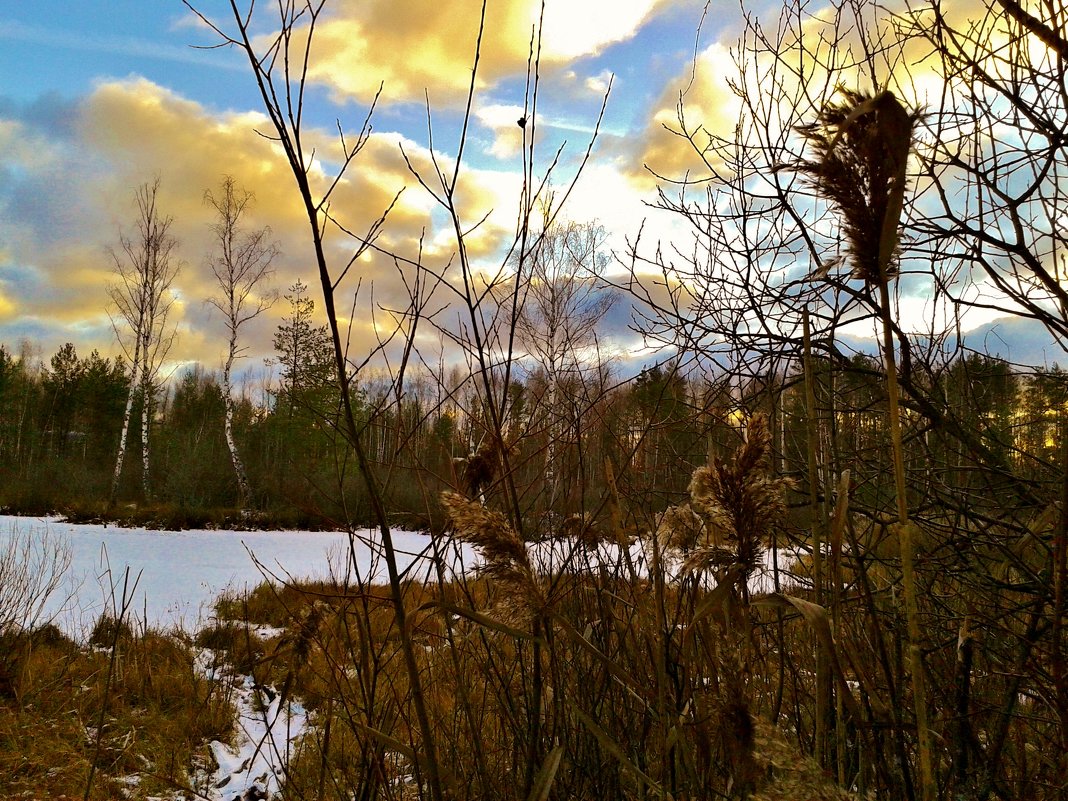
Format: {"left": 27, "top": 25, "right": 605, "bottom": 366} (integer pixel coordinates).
{"left": 110, "top": 343, "right": 141, "bottom": 504}
{"left": 545, "top": 344, "right": 559, "bottom": 518}
{"left": 140, "top": 361, "right": 152, "bottom": 499}
{"left": 222, "top": 341, "right": 252, "bottom": 509}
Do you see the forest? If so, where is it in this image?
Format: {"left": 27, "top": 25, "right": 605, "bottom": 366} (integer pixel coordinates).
{"left": 3, "top": 0, "right": 1068, "bottom": 799}
{"left": 0, "top": 334, "right": 1066, "bottom": 537}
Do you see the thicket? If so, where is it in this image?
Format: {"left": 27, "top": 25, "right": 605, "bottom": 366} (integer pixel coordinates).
{"left": 3, "top": 337, "right": 1064, "bottom": 533}
{"left": 172, "top": 0, "right": 1068, "bottom": 795}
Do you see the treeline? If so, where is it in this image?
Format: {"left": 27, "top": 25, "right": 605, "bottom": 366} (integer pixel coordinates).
{"left": 2, "top": 327, "right": 1065, "bottom": 533}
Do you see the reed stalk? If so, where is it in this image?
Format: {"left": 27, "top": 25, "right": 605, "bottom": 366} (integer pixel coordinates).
{"left": 802, "top": 310, "right": 831, "bottom": 767}
{"left": 796, "top": 88, "right": 934, "bottom": 801}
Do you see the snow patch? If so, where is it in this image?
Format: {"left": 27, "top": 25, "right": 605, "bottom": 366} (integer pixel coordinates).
{"left": 193, "top": 651, "right": 307, "bottom": 801}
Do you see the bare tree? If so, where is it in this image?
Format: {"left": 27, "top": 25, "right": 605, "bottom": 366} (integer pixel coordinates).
{"left": 205, "top": 175, "right": 278, "bottom": 509}
{"left": 107, "top": 178, "right": 181, "bottom": 503}
{"left": 507, "top": 218, "right": 615, "bottom": 516}
{"left": 515, "top": 220, "right": 615, "bottom": 392}
{"left": 183, "top": 3, "right": 445, "bottom": 795}
{"left": 0, "top": 523, "right": 71, "bottom": 634}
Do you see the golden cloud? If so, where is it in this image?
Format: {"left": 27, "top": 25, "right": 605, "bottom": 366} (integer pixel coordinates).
{"left": 633, "top": 0, "right": 1003, "bottom": 187}
{"left": 274, "top": 0, "right": 673, "bottom": 105}
{"left": 636, "top": 41, "right": 740, "bottom": 185}
{"left": 2, "top": 77, "right": 543, "bottom": 371}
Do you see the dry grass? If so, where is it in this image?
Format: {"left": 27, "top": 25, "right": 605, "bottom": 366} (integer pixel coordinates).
{"left": 0, "top": 622, "right": 233, "bottom": 800}
{"left": 1, "top": 423, "right": 862, "bottom": 801}
{"left": 236, "top": 566, "right": 865, "bottom": 801}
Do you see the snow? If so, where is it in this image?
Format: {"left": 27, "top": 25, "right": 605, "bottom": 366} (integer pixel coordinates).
{"left": 525, "top": 536, "right": 805, "bottom": 595}
{"left": 1, "top": 514, "right": 805, "bottom": 640}
{"left": 190, "top": 650, "right": 306, "bottom": 801}
{"left": 0, "top": 514, "right": 807, "bottom": 800}
{"left": 208, "top": 674, "right": 305, "bottom": 801}
{"left": 0, "top": 515, "right": 467, "bottom": 638}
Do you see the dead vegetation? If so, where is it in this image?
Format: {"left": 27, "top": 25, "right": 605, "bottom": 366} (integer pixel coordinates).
{"left": 0, "top": 621, "right": 233, "bottom": 799}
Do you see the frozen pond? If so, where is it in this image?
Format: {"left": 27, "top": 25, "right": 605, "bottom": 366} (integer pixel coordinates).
{"left": 0, "top": 515, "right": 459, "bottom": 638}
{"left": 0, "top": 514, "right": 802, "bottom": 639}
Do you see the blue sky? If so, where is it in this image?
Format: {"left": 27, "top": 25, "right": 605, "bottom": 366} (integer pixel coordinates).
{"left": 0, "top": 0, "right": 1060, "bottom": 380}
{"left": 0, "top": 1, "right": 735, "bottom": 372}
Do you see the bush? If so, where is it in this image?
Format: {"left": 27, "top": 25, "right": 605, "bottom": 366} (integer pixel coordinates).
{"left": 195, "top": 621, "right": 266, "bottom": 675}
{"left": 0, "top": 522, "right": 71, "bottom": 633}
{"left": 0, "top": 625, "right": 76, "bottom": 700}
{"left": 88, "top": 613, "right": 134, "bottom": 648}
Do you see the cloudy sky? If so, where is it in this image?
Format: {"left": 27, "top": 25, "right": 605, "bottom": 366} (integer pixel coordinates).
{"left": 0, "top": 0, "right": 1059, "bottom": 384}
{"left": 0, "top": 1, "right": 729, "bottom": 375}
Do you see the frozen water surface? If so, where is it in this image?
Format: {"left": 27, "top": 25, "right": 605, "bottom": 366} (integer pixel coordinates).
{"left": 0, "top": 514, "right": 454, "bottom": 637}
{"left": 0, "top": 514, "right": 802, "bottom": 639}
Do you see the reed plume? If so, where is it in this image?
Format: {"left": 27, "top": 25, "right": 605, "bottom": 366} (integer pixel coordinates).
{"left": 796, "top": 88, "right": 934, "bottom": 801}
{"left": 661, "top": 415, "right": 793, "bottom": 579}
{"left": 795, "top": 88, "right": 916, "bottom": 284}
{"left": 441, "top": 491, "right": 544, "bottom": 617}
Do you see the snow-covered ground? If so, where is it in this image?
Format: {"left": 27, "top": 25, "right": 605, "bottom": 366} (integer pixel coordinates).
{"left": 1, "top": 514, "right": 803, "bottom": 640}
{"left": 194, "top": 650, "right": 306, "bottom": 801}
{"left": 1, "top": 514, "right": 804, "bottom": 800}
{"left": 0, "top": 515, "right": 470, "bottom": 638}
{"left": 524, "top": 537, "right": 805, "bottom": 595}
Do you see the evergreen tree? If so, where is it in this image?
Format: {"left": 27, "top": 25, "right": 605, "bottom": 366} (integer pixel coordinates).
{"left": 42, "top": 343, "right": 85, "bottom": 455}
{"left": 629, "top": 365, "right": 700, "bottom": 502}
{"left": 79, "top": 350, "right": 130, "bottom": 463}
{"left": 272, "top": 280, "right": 337, "bottom": 420}
{"left": 0, "top": 346, "right": 35, "bottom": 466}
{"left": 159, "top": 368, "right": 231, "bottom": 508}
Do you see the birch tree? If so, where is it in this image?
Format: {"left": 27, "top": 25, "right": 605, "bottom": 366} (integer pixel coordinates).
{"left": 510, "top": 220, "right": 614, "bottom": 516}
{"left": 205, "top": 175, "right": 278, "bottom": 509}
{"left": 107, "top": 178, "right": 181, "bottom": 503}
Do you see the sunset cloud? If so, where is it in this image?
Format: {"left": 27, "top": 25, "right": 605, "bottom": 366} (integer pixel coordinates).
{"left": 4, "top": 0, "right": 1050, "bottom": 381}
{"left": 264, "top": 0, "right": 674, "bottom": 106}
{"left": 0, "top": 75, "right": 555, "bottom": 371}
{"left": 632, "top": 0, "right": 999, "bottom": 187}
{"left": 636, "top": 41, "right": 740, "bottom": 183}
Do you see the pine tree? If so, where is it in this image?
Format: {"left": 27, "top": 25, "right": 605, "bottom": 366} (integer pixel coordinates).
{"left": 42, "top": 343, "right": 84, "bottom": 455}
{"left": 272, "top": 280, "right": 337, "bottom": 420}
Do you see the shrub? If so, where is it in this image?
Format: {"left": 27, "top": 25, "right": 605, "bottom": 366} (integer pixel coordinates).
{"left": 88, "top": 613, "right": 134, "bottom": 648}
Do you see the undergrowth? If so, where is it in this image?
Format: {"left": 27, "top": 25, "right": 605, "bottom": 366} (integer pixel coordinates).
{"left": 0, "top": 620, "right": 234, "bottom": 799}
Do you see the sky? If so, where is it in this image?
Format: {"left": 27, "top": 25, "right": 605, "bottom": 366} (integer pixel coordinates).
{"left": 0, "top": 0, "right": 1061, "bottom": 388}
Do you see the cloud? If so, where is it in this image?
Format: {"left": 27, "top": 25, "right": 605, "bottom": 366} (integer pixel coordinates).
{"left": 0, "top": 77, "right": 545, "bottom": 373}
{"left": 0, "top": 20, "right": 243, "bottom": 72}
{"left": 632, "top": 0, "right": 1004, "bottom": 187}
{"left": 474, "top": 103, "right": 527, "bottom": 157}
{"left": 584, "top": 70, "right": 615, "bottom": 96}
{"left": 634, "top": 41, "right": 743, "bottom": 183}
{"left": 244, "top": 0, "right": 673, "bottom": 107}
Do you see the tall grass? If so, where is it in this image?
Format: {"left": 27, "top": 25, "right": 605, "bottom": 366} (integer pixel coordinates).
{"left": 207, "top": 414, "right": 863, "bottom": 801}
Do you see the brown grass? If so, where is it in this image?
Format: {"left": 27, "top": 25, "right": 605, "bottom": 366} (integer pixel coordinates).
{"left": 0, "top": 622, "right": 233, "bottom": 800}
